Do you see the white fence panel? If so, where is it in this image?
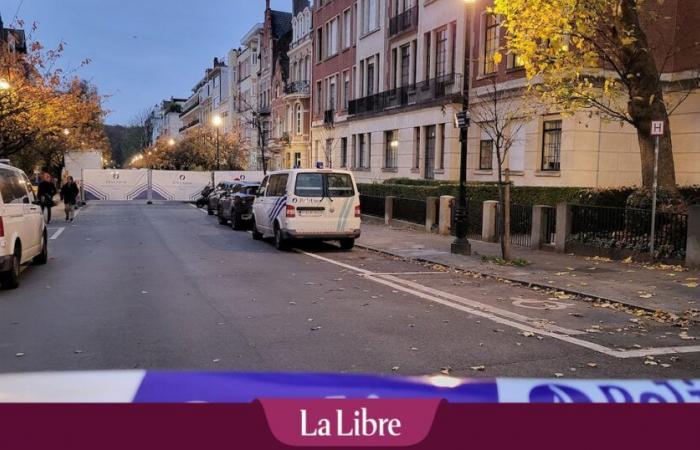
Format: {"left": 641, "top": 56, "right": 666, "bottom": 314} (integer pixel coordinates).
{"left": 83, "top": 169, "right": 149, "bottom": 201}
{"left": 214, "top": 171, "right": 265, "bottom": 184}
{"left": 151, "top": 170, "right": 211, "bottom": 201}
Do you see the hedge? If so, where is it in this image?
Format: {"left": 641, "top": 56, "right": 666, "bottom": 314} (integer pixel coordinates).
{"left": 359, "top": 182, "right": 700, "bottom": 208}
{"left": 359, "top": 183, "right": 582, "bottom": 206}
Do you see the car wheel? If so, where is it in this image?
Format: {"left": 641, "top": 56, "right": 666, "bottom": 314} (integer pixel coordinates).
{"left": 0, "top": 252, "right": 21, "bottom": 290}
{"left": 217, "top": 207, "right": 227, "bottom": 225}
{"left": 251, "top": 218, "right": 263, "bottom": 241}
{"left": 34, "top": 232, "right": 48, "bottom": 265}
{"left": 231, "top": 210, "right": 241, "bottom": 230}
{"left": 274, "top": 225, "right": 289, "bottom": 251}
{"left": 339, "top": 239, "right": 355, "bottom": 251}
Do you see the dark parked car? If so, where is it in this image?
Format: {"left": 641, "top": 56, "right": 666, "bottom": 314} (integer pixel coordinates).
{"left": 217, "top": 182, "right": 260, "bottom": 230}
{"left": 207, "top": 181, "right": 238, "bottom": 215}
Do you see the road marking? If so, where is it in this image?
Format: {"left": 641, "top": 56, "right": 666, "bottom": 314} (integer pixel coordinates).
{"left": 189, "top": 203, "right": 207, "bottom": 213}
{"left": 298, "top": 250, "right": 700, "bottom": 359}
{"left": 49, "top": 228, "right": 65, "bottom": 240}
{"left": 360, "top": 272, "right": 446, "bottom": 276}
{"left": 512, "top": 298, "right": 572, "bottom": 311}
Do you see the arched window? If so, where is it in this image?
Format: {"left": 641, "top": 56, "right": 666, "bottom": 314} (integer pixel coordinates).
{"left": 295, "top": 103, "right": 303, "bottom": 135}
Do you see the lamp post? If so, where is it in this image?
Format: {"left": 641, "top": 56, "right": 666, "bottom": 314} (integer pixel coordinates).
{"left": 0, "top": 79, "right": 11, "bottom": 91}
{"left": 212, "top": 114, "right": 223, "bottom": 186}
{"left": 451, "top": 0, "right": 476, "bottom": 256}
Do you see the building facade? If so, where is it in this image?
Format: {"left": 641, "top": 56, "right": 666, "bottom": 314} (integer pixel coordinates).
{"left": 234, "top": 23, "right": 264, "bottom": 169}
{"left": 310, "top": 0, "right": 358, "bottom": 171}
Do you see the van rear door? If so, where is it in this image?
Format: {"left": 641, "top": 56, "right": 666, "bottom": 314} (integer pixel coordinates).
{"left": 293, "top": 172, "right": 356, "bottom": 233}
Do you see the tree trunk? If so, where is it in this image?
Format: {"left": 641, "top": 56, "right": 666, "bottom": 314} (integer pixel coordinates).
{"left": 496, "top": 168, "right": 508, "bottom": 260}
{"left": 503, "top": 169, "right": 512, "bottom": 261}
{"left": 620, "top": 0, "right": 676, "bottom": 188}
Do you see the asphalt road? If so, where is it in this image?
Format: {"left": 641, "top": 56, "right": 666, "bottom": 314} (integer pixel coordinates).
{"left": 1, "top": 202, "right": 698, "bottom": 378}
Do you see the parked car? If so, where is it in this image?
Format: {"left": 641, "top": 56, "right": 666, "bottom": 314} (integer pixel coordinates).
{"left": 0, "top": 162, "right": 48, "bottom": 289}
{"left": 251, "top": 169, "right": 361, "bottom": 251}
{"left": 217, "top": 182, "right": 260, "bottom": 229}
{"left": 195, "top": 184, "right": 214, "bottom": 209}
{"left": 207, "top": 181, "right": 238, "bottom": 215}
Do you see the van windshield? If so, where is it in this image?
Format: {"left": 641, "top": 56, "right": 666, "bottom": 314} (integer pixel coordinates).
{"left": 294, "top": 173, "right": 355, "bottom": 198}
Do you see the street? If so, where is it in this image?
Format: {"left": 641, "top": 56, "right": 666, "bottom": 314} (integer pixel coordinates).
{"left": 1, "top": 202, "right": 698, "bottom": 378}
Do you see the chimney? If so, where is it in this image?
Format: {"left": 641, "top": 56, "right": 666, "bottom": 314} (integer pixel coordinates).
{"left": 266, "top": 0, "right": 270, "bottom": 10}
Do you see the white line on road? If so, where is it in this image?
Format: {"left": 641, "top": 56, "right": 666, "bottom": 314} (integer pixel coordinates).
{"left": 298, "top": 250, "right": 700, "bottom": 359}
{"left": 189, "top": 203, "right": 207, "bottom": 213}
{"left": 49, "top": 228, "right": 65, "bottom": 240}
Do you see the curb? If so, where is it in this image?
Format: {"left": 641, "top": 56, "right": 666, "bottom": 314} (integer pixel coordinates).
{"left": 355, "top": 242, "right": 695, "bottom": 322}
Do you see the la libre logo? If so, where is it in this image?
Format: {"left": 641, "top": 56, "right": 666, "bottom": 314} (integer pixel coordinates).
{"left": 300, "top": 407, "right": 402, "bottom": 438}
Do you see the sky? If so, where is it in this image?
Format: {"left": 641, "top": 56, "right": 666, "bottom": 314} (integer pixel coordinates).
{"left": 1, "top": 0, "right": 291, "bottom": 125}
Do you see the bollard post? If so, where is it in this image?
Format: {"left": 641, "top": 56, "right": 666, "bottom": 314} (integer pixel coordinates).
{"left": 482, "top": 200, "right": 498, "bottom": 242}
{"left": 555, "top": 203, "right": 572, "bottom": 253}
{"left": 385, "top": 196, "right": 395, "bottom": 226}
{"left": 425, "top": 197, "right": 438, "bottom": 233}
{"left": 439, "top": 196, "right": 454, "bottom": 236}
{"left": 687, "top": 205, "right": 700, "bottom": 268}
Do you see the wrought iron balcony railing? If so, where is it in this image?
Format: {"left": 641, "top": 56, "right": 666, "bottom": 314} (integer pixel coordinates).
{"left": 348, "top": 73, "right": 462, "bottom": 117}
{"left": 389, "top": 6, "right": 418, "bottom": 38}
{"left": 284, "top": 81, "right": 310, "bottom": 95}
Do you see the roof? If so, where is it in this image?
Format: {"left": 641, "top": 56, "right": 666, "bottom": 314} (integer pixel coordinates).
{"left": 270, "top": 10, "right": 292, "bottom": 40}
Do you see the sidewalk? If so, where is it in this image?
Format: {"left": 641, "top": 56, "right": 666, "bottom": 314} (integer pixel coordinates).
{"left": 357, "top": 218, "right": 700, "bottom": 321}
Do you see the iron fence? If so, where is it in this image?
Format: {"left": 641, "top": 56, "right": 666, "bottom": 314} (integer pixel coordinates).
{"left": 359, "top": 195, "right": 385, "bottom": 218}
{"left": 389, "top": 6, "right": 418, "bottom": 37}
{"left": 393, "top": 197, "right": 427, "bottom": 225}
{"left": 569, "top": 205, "right": 688, "bottom": 259}
{"left": 450, "top": 200, "right": 483, "bottom": 240}
{"left": 542, "top": 206, "right": 557, "bottom": 246}
{"left": 497, "top": 204, "right": 533, "bottom": 247}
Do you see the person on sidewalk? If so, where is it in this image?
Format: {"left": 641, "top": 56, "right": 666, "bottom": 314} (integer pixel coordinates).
{"left": 60, "top": 176, "right": 80, "bottom": 222}
{"left": 37, "top": 173, "right": 57, "bottom": 224}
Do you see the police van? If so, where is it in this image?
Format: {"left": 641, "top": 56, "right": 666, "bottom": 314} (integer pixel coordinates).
{"left": 0, "top": 162, "right": 48, "bottom": 289}
{"left": 251, "top": 169, "right": 361, "bottom": 250}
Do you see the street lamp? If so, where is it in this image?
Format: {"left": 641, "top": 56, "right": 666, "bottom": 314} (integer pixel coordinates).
{"left": 451, "top": 0, "right": 476, "bottom": 256}
{"left": 168, "top": 138, "right": 176, "bottom": 147}
{"left": 0, "top": 79, "right": 10, "bottom": 90}
{"left": 212, "top": 114, "right": 222, "bottom": 171}
{"left": 63, "top": 128, "right": 70, "bottom": 136}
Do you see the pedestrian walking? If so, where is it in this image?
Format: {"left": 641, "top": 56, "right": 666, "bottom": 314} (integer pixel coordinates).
{"left": 60, "top": 176, "right": 80, "bottom": 222}
{"left": 37, "top": 173, "right": 57, "bottom": 224}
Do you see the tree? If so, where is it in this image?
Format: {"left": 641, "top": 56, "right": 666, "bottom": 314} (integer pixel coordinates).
{"left": 493, "top": 0, "right": 700, "bottom": 188}
{"left": 133, "top": 127, "right": 246, "bottom": 171}
{"left": 470, "top": 77, "right": 537, "bottom": 260}
{"left": 314, "top": 122, "right": 340, "bottom": 168}
{"left": 0, "top": 20, "right": 108, "bottom": 176}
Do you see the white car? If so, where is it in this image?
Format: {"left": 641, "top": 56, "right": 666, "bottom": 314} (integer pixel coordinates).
{"left": 0, "top": 163, "right": 48, "bottom": 289}
{"left": 251, "top": 169, "right": 361, "bottom": 251}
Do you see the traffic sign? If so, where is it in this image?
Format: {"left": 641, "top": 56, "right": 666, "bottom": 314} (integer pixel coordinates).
{"left": 651, "top": 121, "right": 664, "bottom": 136}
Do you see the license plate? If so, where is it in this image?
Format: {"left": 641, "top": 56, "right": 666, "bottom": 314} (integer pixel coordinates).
{"left": 299, "top": 210, "right": 323, "bottom": 217}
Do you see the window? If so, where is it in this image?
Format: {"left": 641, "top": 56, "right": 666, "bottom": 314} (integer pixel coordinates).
{"left": 327, "top": 173, "right": 355, "bottom": 197}
{"left": 507, "top": 52, "right": 525, "bottom": 70}
{"left": 439, "top": 123, "right": 446, "bottom": 169}
{"left": 541, "top": 120, "right": 562, "bottom": 171}
{"left": 366, "top": 60, "right": 375, "bottom": 95}
{"left": 340, "top": 137, "right": 348, "bottom": 168}
{"left": 358, "top": 134, "right": 366, "bottom": 168}
{"left": 296, "top": 104, "right": 303, "bottom": 135}
{"left": 343, "top": 9, "right": 352, "bottom": 49}
{"left": 413, "top": 127, "right": 420, "bottom": 169}
{"left": 385, "top": 130, "right": 398, "bottom": 169}
{"left": 0, "top": 169, "right": 31, "bottom": 204}
{"left": 325, "top": 139, "right": 333, "bottom": 165}
{"left": 295, "top": 173, "right": 324, "bottom": 197}
{"left": 424, "top": 32, "right": 431, "bottom": 80}
{"left": 362, "top": 0, "right": 379, "bottom": 35}
{"left": 483, "top": 14, "right": 499, "bottom": 74}
{"left": 294, "top": 152, "right": 302, "bottom": 168}
{"left": 327, "top": 17, "right": 339, "bottom": 57}
{"left": 400, "top": 45, "right": 410, "bottom": 87}
{"left": 436, "top": 28, "right": 448, "bottom": 77}
{"left": 342, "top": 71, "right": 350, "bottom": 110}
{"left": 267, "top": 174, "right": 289, "bottom": 197}
{"left": 329, "top": 76, "right": 336, "bottom": 110}
{"left": 315, "top": 81, "right": 322, "bottom": 114}
{"left": 316, "top": 28, "right": 324, "bottom": 61}
{"left": 479, "top": 140, "right": 494, "bottom": 170}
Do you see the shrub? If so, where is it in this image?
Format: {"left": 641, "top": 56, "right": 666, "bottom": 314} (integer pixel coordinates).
{"left": 575, "top": 187, "right": 636, "bottom": 207}
{"left": 626, "top": 188, "right": 686, "bottom": 213}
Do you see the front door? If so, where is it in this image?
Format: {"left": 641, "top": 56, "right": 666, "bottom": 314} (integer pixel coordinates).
{"left": 425, "top": 125, "right": 436, "bottom": 180}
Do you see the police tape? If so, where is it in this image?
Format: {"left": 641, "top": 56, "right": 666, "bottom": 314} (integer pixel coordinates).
{"left": 0, "top": 371, "right": 697, "bottom": 403}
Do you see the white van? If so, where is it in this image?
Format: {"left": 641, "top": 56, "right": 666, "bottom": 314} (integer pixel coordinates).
{"left": 251, "top": 169, "right": 361, "bottom": 250}
{"left": 0, "top": 163, "right": 48, "bottom": 289}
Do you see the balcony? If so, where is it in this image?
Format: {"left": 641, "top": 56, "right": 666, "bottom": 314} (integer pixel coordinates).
{"left": 284, "top": 81, "right": 310, "bottom": 96}
{"left": 389, "top": 6, "right": 418, "bottom": 38}
{"left": 179, "top": 118, "right": 200, "bottom": 133}
{"left": 348, "top": 74, "right": 462, "bottom": 118}
{"left": 323, "top": 109, "right": 335, "bottom": 126}
{"left": 179, "top": 98, "right": 200, "bottom": 117}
